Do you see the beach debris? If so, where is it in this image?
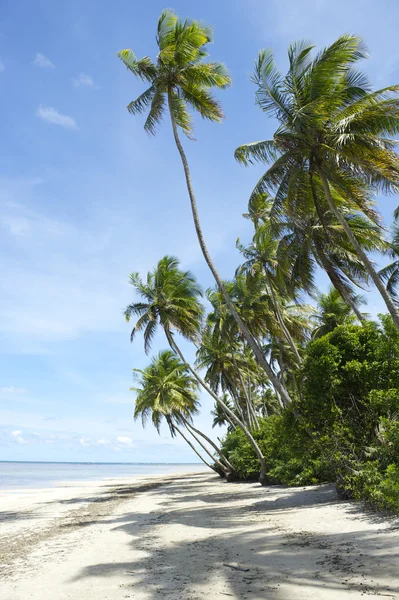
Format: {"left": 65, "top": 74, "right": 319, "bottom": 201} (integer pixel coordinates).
{"left": 223, "top": 563, "right": 250, "bottom": 572}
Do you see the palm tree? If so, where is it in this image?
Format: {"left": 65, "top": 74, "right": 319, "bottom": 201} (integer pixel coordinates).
{"left": 236, "top": 223, "right": 307, "bottom": 364}
{"left": 240, "top": 190, "right": 379, "bottom": 325}
{"left": 311, "top": 286, "right": 364, "bottom": 339}
{"left": 118, "top": 9, "right": 292, "bottom": 406}
{"left": 277, "top": 201, "right": 386, "bottom": 322}
{"left": 211, "top": 396, "right": 236, "bottom": 430}
{"left": 133, "top": 350, "right": 229, "bottom": 474}
{"left": 196, "top": 326, "right": 260, "bottom": 429}
{"left": 124, "top": 256, "right": 268, "bottom": 483}
{"left": 379, "top": 221, "right": 399, "bottom": 304}
{"left": 235, "top": 36, "right": 399, "bottom": 330}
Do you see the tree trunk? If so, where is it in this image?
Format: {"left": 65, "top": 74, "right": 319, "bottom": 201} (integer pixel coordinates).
{"left": 165, "top": 329, "right": 268, "bottom": 485}
{"left": 167, "top": 93, "right": 292, "bottom": 407}
{"left": 265, "top": 272, "right": 303, "bottom": 364}
{"left": 231, "top": 354, "right": 260, "bottom": 429}
{"left": 173, "top": 425, "right": 217, "bottom": 473}
{"left": 318, "top": 169, "right": 399, "bottom": 331}
{"left": 183, "top": 422, "right": 231, "bottom": 477}
{"left": 182, "top": 417, "right": 235, "bottom": 473}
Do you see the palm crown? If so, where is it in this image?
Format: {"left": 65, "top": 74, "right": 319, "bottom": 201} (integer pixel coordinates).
{"left": 132, "top": 350, "right": 199, "bottom": 435}
{"left": 312, "top": 287, "right": 364, "bottom": 339}
{"left": 124, "top": 256, "right": 204, "bottom": 353}
{"left": 235, "top": 36, "right": 399, "bottom": 208}
{"left": 118, "top": 9, "right": 231, "bottom": 137}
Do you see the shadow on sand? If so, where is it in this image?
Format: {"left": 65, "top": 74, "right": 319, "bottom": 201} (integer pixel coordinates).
{"left": 67, "top": 474, "right": 399, "bottom": 599}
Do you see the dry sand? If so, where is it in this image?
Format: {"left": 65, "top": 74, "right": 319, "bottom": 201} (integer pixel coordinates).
{"left": 1, "top": 471, "right": 398, "bottom": 599}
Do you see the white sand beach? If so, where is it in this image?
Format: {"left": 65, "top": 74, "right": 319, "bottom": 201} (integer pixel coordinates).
{"left": 1, "top": 472, "right": 399, "bottom": 599}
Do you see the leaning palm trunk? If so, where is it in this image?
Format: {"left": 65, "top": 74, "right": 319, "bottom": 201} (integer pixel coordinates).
{"left": 224, "top": 371, "right": 248, "bottom": 425}
{"left": 318, "top": 170, "right": 399, "bottom": 331}
{"left": 181, "top": 417, "right": 235, "bottom": 472}
{"left": 167, "top": 96, "right": 292, "bottom": 407}
{"left": 265, "top": 273, "right": 302, "bottom": 364}
{"left": 173, "top": 424, "right": 217, "bottom": 473}
{"left": 183, "top": 422, "right": 231, "bottom": 476}
{"left": 231, "top": 354, "right": 260, "bottom": 429}
{"left": 165, "top": 329, "right": 268, "bottom": 485}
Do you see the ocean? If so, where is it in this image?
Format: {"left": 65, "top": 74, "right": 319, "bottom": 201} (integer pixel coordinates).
{"left": 0, "top": 461, "right": 205, "bottom": 491}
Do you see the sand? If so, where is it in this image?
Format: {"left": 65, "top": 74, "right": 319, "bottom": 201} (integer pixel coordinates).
{"left": 1, "top": 472, "right": 399, "bottom": 599}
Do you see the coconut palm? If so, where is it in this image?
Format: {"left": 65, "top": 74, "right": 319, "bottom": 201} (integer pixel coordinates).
{"left": 277, "top": 202, "right": 386, "bottom": 321}
{"left": 118, "top": 9, "right": 292, "bottom": 406}
{"left": 133, "top": 350, "right": 229, "bottom": 474}
{"left": 211, "top": 396, "right": 236, "bottom": 430}
{"left": 236, "top": 225, "right": 309, "bottom": 364}
{"left": 235, "top": 36, "right": 399, "bottom": 330}
{"left": 125, "top": 256, "right": 268, "bottom": 483}
{"left": 379, "top": 221, "right": 399, "bottom": 304}
{"left": 196, "top": 326, "right": 260, "bottom": 429}
{"left": 311, "top": 286, "right": 365, "bottom": 339}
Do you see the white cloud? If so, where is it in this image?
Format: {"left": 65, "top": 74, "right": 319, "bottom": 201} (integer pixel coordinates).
{"left": 11, "top": 430, "right": 28, "bottom": 444}
{"left": 73, "top": 73, "right": 97, "bottom": 88}
{"left": 0, "top": 59, "right": 4, "bottom": 72}
{"left": 34, "top": 53, "right": 55, "bottom": 69}
{"left": 116, "top": 436, "right": 134, "bottom": 447}
{"left": 0, "top": 386, "right": 27, "bottom": 395}
{"left": 36, "top": 105, "right": 78, "bottom": 130}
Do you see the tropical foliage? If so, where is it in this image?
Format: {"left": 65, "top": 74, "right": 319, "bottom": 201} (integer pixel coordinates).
{"left": 119, "top": 10, "right": 399, "bottom": 510}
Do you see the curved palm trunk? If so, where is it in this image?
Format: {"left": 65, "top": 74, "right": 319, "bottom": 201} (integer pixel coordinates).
{"left": 167, "top": 94, "right": 292, "bottom": 407}
{"left": 173, "top": 424, "right": 217, "bottom": 473}
{"left": 165, "top": 329, "right": 268, "bottom": 485}
{"left": 231, "top": 354, "right": 260, "bottom": 429}
{"left": 183, "top": 422, "right": 231, "bottom": 476}
{"left": 318, "top": 170, "right": 399, "bottom": 331}
{"left": 224, "top": 372, "right": 247, "bottom": 425}
{"left": 313, "top": 236, "right": 366, "bottom": 324}
{"left": 265, "top": 273, "right": 302, "bottom": 364}
{"left": 182, "top": 417, "right": 235, "bottom": 472}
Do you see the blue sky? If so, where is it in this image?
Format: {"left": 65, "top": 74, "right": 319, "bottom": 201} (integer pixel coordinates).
{"left": 1, "top": 0, "right": 399, "bottom": 463}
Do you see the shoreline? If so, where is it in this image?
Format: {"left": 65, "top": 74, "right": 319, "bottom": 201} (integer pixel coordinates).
{"left": 1, "top": 472, "right": 398, "bottom": 599}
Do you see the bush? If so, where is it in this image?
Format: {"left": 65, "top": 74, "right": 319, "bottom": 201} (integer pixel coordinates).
{"left": 221, "top": 317, "right": 399, "bottom": 512}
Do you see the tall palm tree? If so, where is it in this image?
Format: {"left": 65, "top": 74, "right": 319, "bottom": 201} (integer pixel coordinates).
{"left": 133, "top": 350, "right": 229, "bottom": 474}
{"left": 379, "top": 220, "right": 399, "bottom": 304}
{"left": 118, "top": 9, "right": 292, "bottom": 406}
{"left": 125, "top": 256, "right": 268, "bottom": 483}
{"left": 311, "top": 286, "right": 364, "bottom": 339}
{"left": 235, "top": 36, "right": 399, "bottom": 330}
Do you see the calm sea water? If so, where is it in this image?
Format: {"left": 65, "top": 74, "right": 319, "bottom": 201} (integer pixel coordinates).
{"left": 0, "top": 461, "right": 205, "bottom": 491}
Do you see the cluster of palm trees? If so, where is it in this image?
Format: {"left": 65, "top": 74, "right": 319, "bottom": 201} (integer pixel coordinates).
{"left": 119, "top": 10, "right": 399, "bottom": 483}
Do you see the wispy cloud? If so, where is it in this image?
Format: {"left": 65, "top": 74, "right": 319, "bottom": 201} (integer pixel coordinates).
{"left": 2, "top": 427, "right": 136, "bottom": 451}
{"left": 34, "top": 53, "right": 55, "bottom": 68}
{"left": 36, "top": 105, "right": 78, "bottom": 130}
{"left": 0, "top": 59, "right": 4, "bottom": 72}
{"left": 73, "top": 73, "right": 97, "bottom": 88}
{"left": 0, "top": 387, "right": 27, "bottom": 395}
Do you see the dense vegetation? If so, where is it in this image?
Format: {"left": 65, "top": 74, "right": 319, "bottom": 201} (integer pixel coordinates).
{"left": 119, "top": 10, "right": 399, "bottom": 511}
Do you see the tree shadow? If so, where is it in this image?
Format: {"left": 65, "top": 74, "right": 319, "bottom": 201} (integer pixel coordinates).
{"left": 0, "top": 510, "right": 37, "bottom": 522}
{"left": 69, "top": 474, "right": 399, "bottom": 599}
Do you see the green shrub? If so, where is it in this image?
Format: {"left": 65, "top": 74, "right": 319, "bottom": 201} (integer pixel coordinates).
{"left": 221, "top": 317, "right": 399, "bottom": 513}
